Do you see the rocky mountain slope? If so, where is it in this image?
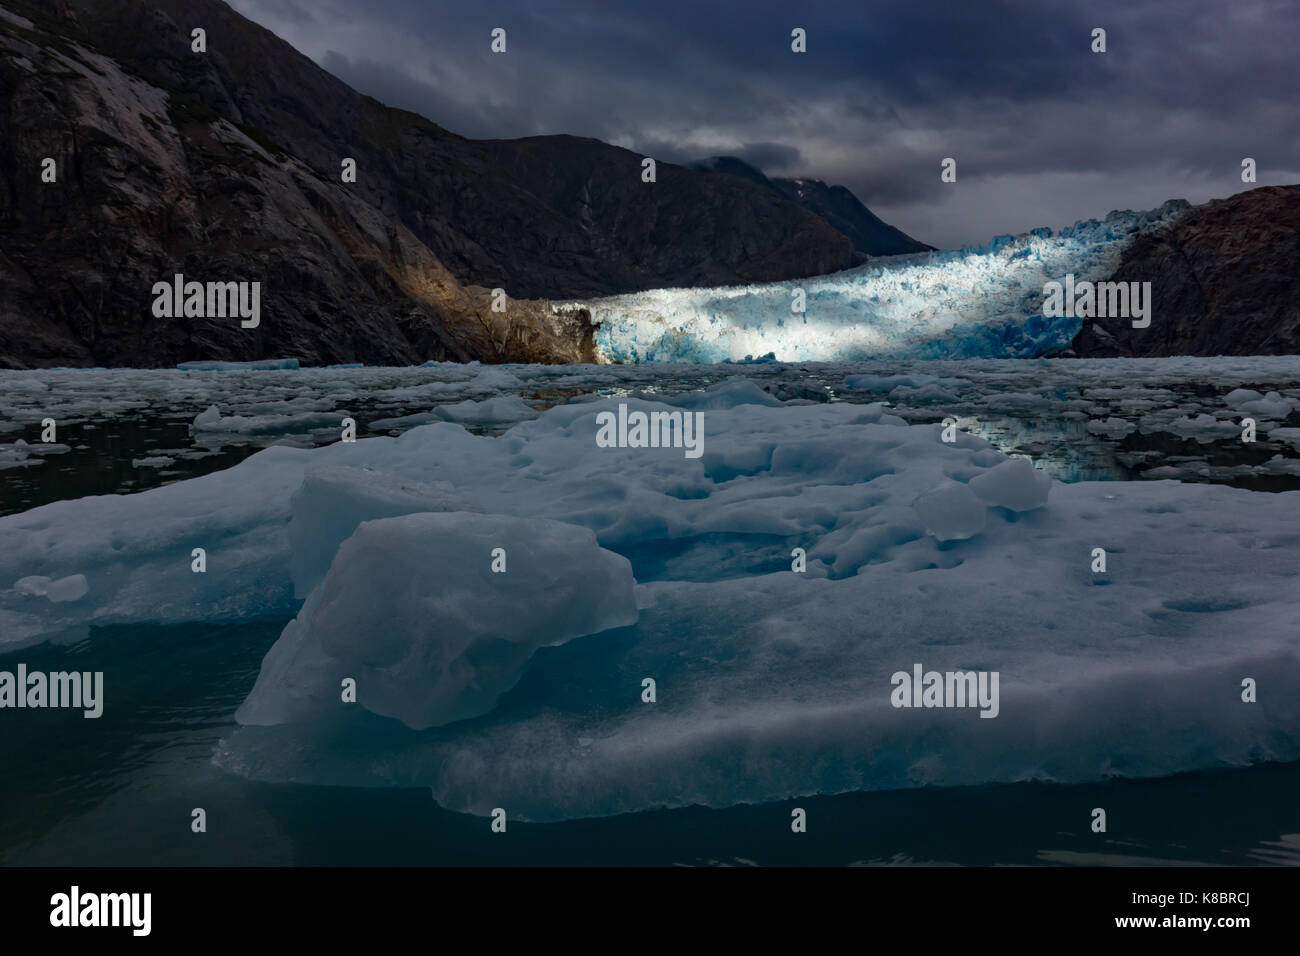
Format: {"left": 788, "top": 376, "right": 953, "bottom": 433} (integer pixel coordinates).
{"left": 2, "top": 0, "right": 1291, "bottom": 368}
{"left": 0, "top": 0, "right": 875, "bottom": 367}
{"left": 478, "top": 137, "right": 853, "bottom": 294}
{"left": 1071, "top": 185, "right": 1300, "bottom": 357}
{"left": 689, "top": 156, "right": 933, "bottom": 258}
{"left": 0, "top": 0, "right": 598, "bottom": 367}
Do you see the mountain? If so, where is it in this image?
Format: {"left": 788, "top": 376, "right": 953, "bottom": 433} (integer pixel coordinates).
{"left": 1071, "top": 185, "right": 1300, "bottom": 357}
{"left": 0, "top": 0, "right": 853, "bottom": 368}
{"left": 688, "top": 156, "right": 933, "bottom": 258}
{"left": 476, "top": 136, "right": 852, "bottom": 295}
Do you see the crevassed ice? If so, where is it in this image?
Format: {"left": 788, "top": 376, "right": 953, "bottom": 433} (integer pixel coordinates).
{"left": 560, "top": 200, "right": 1191, "bottom": 363}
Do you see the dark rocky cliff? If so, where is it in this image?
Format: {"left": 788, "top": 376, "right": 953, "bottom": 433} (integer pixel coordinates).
{"left": 688, "top": 156, "right": 933, "bottom": 259}
{"left": 0, "top": 0, "right": 863, "bottom": 367}
{"left": 1071, "top": 185, "right": 1300, "bottom": 357}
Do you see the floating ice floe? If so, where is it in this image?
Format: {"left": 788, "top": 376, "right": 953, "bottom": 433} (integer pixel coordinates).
{"left": 239, "top": 512, "right": 637, "bottom": 730}
{"left": 1150, "top": 413, "right": 1246, "bottom": 443}
{"left": 1086, "top": 417, "right": 1138, "bottom": 439}
{"left": 13, "top": 574, "right": 89, "bottom": 603}
{"left": 1270, "top": 427, "right": 1300, "bottom": 450}
{"left": 215, "top": 409, "right": 1300, "bottom": 819}
{"left": 2, "top": 390, "right": 1299, "bottom": 821}
{"left": 430, "top": 395, "right": 540, "bottom": 426}
{"left": 0, "top": 440, "right": 38, "bottom": 471}
{"left": 177, "top": 358, "right": 301, "bottom": 371}
{"left": 1224, "top": 389, "right": 1299, "bottom": 419}
{"left": 190, "top": 403, "right": 348, "bottom": 436}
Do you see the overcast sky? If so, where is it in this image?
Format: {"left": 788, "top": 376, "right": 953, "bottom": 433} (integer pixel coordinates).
{"left": 229, "top": 0, "right": 1300, "bottom": 249}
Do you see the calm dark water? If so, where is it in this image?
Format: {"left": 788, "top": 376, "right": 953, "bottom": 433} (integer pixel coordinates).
{"left": 2, "top": 619, "right": 1298, "bottom": 866}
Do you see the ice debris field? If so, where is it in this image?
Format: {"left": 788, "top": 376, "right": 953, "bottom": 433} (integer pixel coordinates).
{"left": 2, "top": 363, "right": 1299, "bottom": 821}
{"left": 4, "top": 355, "right": 1300, "bottom": 500}
{"left": 563, "top": 201, "right": 1190, "bottom": 364}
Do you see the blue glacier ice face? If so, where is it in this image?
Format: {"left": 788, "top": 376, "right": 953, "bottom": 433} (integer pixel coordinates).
{"left": 566, "top": 200, "right": 1191, "bottom": 363}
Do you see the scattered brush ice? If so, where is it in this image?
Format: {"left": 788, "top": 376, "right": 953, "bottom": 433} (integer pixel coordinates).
{"left": 1224, "top": 388, "right": 1264, "bottom": 408}
{"left": 762, "top": 380, "right": 831, "bottom": 403}
{"left": 1145, "top": 459, "right": 1300, "bottom": 481}
{"left": 1270, "top": 428, "right": 1300, "bottom": 450}
{"left": 653, "top": 376, "right": 784, "bottom": 410}
{"left": 469, "top": 366, "right": 525, "bottom": 391}
{"left": 568, "top": 201, "right": 1190, "bottom": 363}
{"left": 842, "top": 372, "right": 973, "bottom": 404}
{"left": 1087, "top": 417, "right": 1137, "bottom": 439}
{"left": 432, "top": 395, "right": 539, "bottom": 426}
{"left": 3, "top": 357, "right": 1300, "bottom": 645}
{"left": 191, "top": 405, "right": 222, "bottom": 430}
{"left": 289, "top": 465, "right": 480, "bottom": 598}
{"left": 892, "top": 383, "right": 960, "bottom": 404}
{"left": 368, "top": 412, "right": 443, "bottom": 432}
{"left": 238, "top": 512, "right": 637, "bottom": 730}
{"left": 1152, "top": 413, "right": 1245, "bottom": 443}
{"left": 0, "top": 440, "right": 39, "bottom": 470}
{"left": 0, "top": 437, "right": 71, "bottom": 464}
{"left": 191, "top": 404, "right": 347, "bottom": 435}
{"left": 131, "top": 455, "right": 176, "bottom": 468}
{"left": 177, "top": 359, "right": 300, "bottom": 371}
{"left": 1235, "top": 391, "right": 1297, "bottom": 420}
{"left": 843, "top": 373, "right": 923, "bottom": 392}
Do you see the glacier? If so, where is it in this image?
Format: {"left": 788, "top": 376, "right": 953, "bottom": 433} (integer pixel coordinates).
{"left": 561, "top": 201, "right": 1191, "bottom": 363}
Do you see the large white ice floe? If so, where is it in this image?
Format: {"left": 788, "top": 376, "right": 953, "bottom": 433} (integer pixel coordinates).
{"left": 239, "top": 512, "right": 637, "bottom": 730}
{"left": 561, "top": 201, "right": 1190, "bottom": 363}
{"left": 1, "top": 390, "right": 1298, "bottom": 820}
{"left": 288, "top": 465, "right": 481, "bottom": 598}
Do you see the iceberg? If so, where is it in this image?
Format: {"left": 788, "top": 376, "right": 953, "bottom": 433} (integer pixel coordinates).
{"left": 288, "top": 465, "right": 480, "bottom": 597}
{"left": 238, "top": 512, "right": 638, "bottom": 730}
{"left": 190, "top": 403, "right": 347, "bottom": 436}
{"left": 3, "top": 385, "right": 1298, "bottom": 822}
{"left": 217, "top": 452, "right": 1300, "bottom": 820}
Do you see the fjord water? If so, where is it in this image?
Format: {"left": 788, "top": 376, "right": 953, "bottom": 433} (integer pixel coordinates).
{"left": 3, "top": 616, "right": 1299, "bottom": 866}
{"left": 2, "top": 358, "right": 1299, "bottom": 865}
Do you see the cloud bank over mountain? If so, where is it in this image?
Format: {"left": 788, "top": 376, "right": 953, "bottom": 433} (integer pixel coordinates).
{"left": 233, "top": 0, "right": 1300, "bottom": 249}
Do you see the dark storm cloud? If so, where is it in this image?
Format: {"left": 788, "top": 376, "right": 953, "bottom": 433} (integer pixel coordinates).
{"left": 230, "top": 0, "right": 1300, "bottom": 248}
{"left": 730, "top": 142, "right": 804, "bottom": 171}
